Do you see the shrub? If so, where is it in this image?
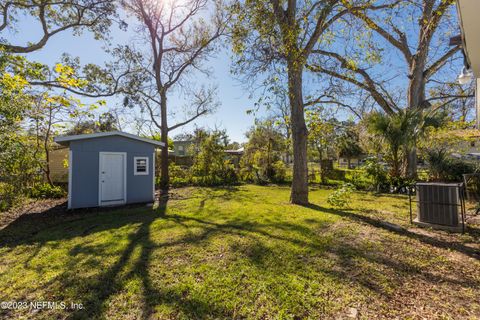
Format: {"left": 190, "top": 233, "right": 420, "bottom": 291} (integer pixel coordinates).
{"left": 0, "top": 183, "right": 20, "bottom": 211}
{"left": 189, "top": 133, "right": 239, "bottom": 186}
{"left": 349, "top": 171, "right": 370, "bottom": 190}
{"left": 425, "top": 149, "right": 477, "bottom": 182}
{"left": 239, "top": 154, "right": 288, "bottom": 184}
{"left": 387, "top": 176, "right": 415, "bottom": 193}
{"left": 0, "top": 136, "right": 41, "bottom": 210}
{"left": 0, "top": 200, "right": 9, "bottom": 212}
{"left": 239, "top": 165, "right": 256, "bottom": 184}
{"left": 325, "top": 169, "right": 346, "bottom": 181}
{"left": 30, "top": 183, "right": 66, "bottom": 199}
{"left": 168, "top": 163, "right": 190, "bottom": 187}
{"left": 271, "top": 160, "right": 287, "bottom": 183}
{"left": 327, "top": 183, "right": 355, "bottom": 208}
{"left": 308, "top": 168, "right": 318, "bottom": 184}
{"left": 218, "top": 161, "right": 239, "bottom": 185}
{"left": 362, "top": 158, "right": 389, "bottom": 192}
{"left": 240, "top": 121, "right": 287, "bottom": 184}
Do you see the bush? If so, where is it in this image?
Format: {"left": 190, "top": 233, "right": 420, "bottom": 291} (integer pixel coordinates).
{"left": 348, "top": 170, "right": 371, "bottom": 190}
{"left": 166, "top": 132, "right": 241, "bottom": 188}
{"left": 0, "top": 183, "right": 20, "bottom": 211}
{"left": 218, "top": 161, "right": 239, "bottom": 185}
{"left": 425, "top": 149, "right": 477, "bottom": 182}
{"left": 191, "top": 161, "right": 239, "bottom": 187}
{"left": 0, "top": 200, "right": 9, "bottom": 212}
{"left": 0, "top": 136, "right": 42, "bottom": 210}
{"left": 387, "top": 176, "right": 415, "bottom": 193}
{"left": 362, "top": 158, "right": 389, "bottom": 192}
{"left": 30, "top": 183, "right": 66, "bottom": 199}
{"left": 325, "top": 169, "right": 346, "bottom": 181}
{"left": 239, "top": 165, "right": 256, "bottom": 184}
{"left": 327, "top": 183, "right": 355, "bottom": 208}
{"left": 168, "top": 163, "right": 190, "bottom": 187}
{"left": 271, "top": 160, "right": 287, "bottom": 183}
{"left": 239, "top": 157, "right": 288, "bottom": 185}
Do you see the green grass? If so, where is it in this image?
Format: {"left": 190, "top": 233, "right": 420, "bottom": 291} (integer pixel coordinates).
{"left": 1, "top": 185, "right": 479, "bottom": 319}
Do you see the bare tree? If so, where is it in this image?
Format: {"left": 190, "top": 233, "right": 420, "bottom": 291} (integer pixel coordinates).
{"left": 116, "top": 0, "right": 226, "bottom": 192}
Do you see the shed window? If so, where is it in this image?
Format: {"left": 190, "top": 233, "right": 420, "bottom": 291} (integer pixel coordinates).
{"left": 134, "top": 157, "right": 149, "bottom": 175}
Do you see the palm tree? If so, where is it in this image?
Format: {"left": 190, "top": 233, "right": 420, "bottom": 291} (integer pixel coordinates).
{"left": 366, "top": 109, "right": 439, "bottom": 178}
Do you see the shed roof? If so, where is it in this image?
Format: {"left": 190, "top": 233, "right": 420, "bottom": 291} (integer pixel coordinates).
{"left": 54, "top": 131, "right": 165, "bottom": 147}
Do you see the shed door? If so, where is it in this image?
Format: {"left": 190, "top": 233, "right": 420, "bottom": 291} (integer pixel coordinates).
{"left": 99, "top": 152, "right": 126, "bottom": 206}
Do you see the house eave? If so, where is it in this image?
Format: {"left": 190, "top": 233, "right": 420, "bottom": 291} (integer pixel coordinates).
{"left": 457, "top": 0, "right": 480, "bottom": 76}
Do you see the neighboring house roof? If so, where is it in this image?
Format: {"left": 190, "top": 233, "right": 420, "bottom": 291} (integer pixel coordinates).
{"left": 51, "top": 143, "right": 68, "bottom": 150}
{"left": 54, "top": 131, "right": 165, "bottom": 147}
{"left": 225, "top": 149, "right": 244, "bottom": 155}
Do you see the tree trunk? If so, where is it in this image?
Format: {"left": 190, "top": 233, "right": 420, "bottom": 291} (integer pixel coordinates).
{"left": 318, "top": 146, "right": 325, "bottom": 184}
{"left": 44, "top": 148, "right": 53, "bottom": 186}
{"left": 392, "top": 148, "right": 401, "bottom": 178}
{"left": 159, "top": 92, "right": 169, "bottom": 193}
{"left": 406, "top": 54, "right": 427, "bottom": 179}
{"left": 288, "top": 66, "right": 308, "bottom": 205}
{"left": 44, "top": 110, "right": 53, "bottom": 186}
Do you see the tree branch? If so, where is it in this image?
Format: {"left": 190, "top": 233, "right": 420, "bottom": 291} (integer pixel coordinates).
{"left": 349, "top": 2, "right": 412, "bottom": 62}
{"left": 302, "top": 1, "right": 335, "bottom": 57}
{"left": 0, "top": 0, "right": 114, "bottom": 53}
{"left": 425, "top": 94, "right": 474, "bottom": 103}
{"left": 424, "top": 45, "right": 461, "bottom": 79}
{"left": 310, "top": 49, "right": 398, "bottom": 114}
{"left": 143, "top": 98, "right": 162, "bottom": 130}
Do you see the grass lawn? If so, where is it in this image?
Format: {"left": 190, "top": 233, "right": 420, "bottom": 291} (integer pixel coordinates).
{"left": 0, "top": 185, "right": 479, "bottom": 319}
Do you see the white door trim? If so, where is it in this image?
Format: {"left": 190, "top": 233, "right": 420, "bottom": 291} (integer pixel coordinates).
{"left": 98, "top": 152, "right": 127, "bottom": 206}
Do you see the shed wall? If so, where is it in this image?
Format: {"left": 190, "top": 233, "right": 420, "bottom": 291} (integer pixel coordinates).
{"left": 69, "top": 136, "right": 155, "bottom": 209}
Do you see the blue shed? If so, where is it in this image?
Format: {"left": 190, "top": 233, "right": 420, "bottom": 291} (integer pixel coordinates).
{"left": 54, "top": 131, "right": 165, "bottom": 209}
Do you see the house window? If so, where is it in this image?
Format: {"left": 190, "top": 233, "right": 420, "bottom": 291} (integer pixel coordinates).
{"left": 178, "top": 145, "right": 185, "bottom": 156}
{"left": 134, "top": 157, "right": 149, "bottom": 175}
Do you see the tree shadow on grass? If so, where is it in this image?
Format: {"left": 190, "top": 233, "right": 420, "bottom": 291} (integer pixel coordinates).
{"left": 61, "top": 195, "right": 235, "bottom": 319}
{"left": 6, "top": 204, "right": 478, "bottom": 319}
{"left": 0, "top": 195, "right": 234, "bottom": 319}
{"left": 2, "top": 189, "right": 479, "bottom": 318}
{"left": 0, "top": 202, "right": 156, "bottom": 248}
{"left": 167, "top": 213, "right": 480, "bottom": 290}
{"left": 321, "top": 234, "right": 479, "bottom": 297}
{"left": 303, "top": 203, "right": 480, "bottom": 261}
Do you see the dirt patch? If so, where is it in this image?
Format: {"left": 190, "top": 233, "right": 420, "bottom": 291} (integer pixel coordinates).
{"left": 0, "top": 198, "right": 67, "bottom": 230}
{"left": 0, "top": 196, "right": 156, "bottom": 244}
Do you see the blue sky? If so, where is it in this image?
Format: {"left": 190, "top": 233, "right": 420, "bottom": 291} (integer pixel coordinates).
{"left": 4, "top": 3, "right": 465, "bottom": 142}
{"left": 5, "top": 14, "right": 259, "bottom": 143}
